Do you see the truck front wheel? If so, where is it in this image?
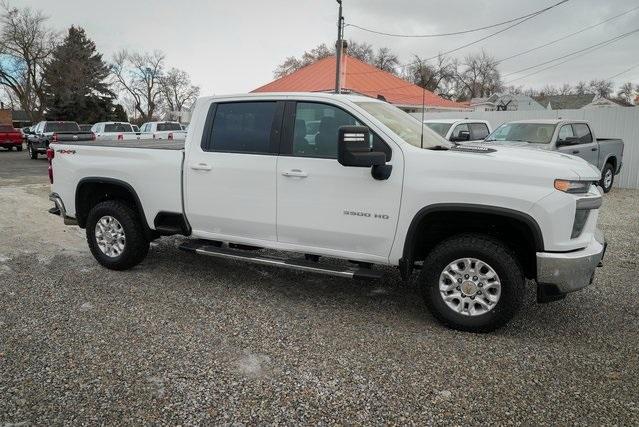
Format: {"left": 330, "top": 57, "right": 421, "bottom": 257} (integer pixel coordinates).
{"left": 86, "top": 200, "right": 149, "bottom": 270}
{"left": 419, "top": 234, "right": 525, "bottom": 333}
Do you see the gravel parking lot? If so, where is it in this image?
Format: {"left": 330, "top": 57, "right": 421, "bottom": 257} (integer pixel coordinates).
{"left": 1, "top": 147, "right": 638, "bottom": 425}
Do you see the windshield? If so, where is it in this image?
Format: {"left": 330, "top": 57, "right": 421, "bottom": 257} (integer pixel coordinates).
{"left": 424, "top": 122, "right": 453, "bottom": 138}
{"left": 355, "top": 102, "right": 449, "bottom": 149}
{"left": 486, "top": 123, "right": 556, "bottom": 144}
{"left": 104, "top": 123, "right": 133, "bottom": 133}
{"left": 44, "top": 122, "right": 80, "bottom": 133}
{"left": 157, "top": 122, "right": 182, "bottom": 131}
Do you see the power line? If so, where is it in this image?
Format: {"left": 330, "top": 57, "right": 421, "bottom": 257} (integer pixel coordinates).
{"left": 503, "top": 29, "right": 639, "bottom": 84}
{"left": 503, "top": 28, "right": 639, "bottom": 78}
{"left": 346, "top": 0, "right": 569, "bottom": 38}
{"left": 497, "top": 5, "right": 639, "bottom": 63}
{"left": 605, "top": 63, "right": 639, "bottom": 81}
{"left": 343, "top": 0, "right": 570, "bottom": 76}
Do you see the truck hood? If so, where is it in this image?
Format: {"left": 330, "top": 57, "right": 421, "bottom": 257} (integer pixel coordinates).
{"left": 451, "top": 144, "right": 601, "bottom": 181}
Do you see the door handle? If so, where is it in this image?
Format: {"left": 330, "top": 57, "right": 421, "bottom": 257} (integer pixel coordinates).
{"left": 190, "top": 162, "right": 212, "bottom": 171}
{"left": 572, "top": 150, "right": 580, "bottom": 154}
{"left": 591, "top": 147, "right": 598, "bottom": 151}
{"left": 281, "top": 169, "right": 308, "bottom": 178}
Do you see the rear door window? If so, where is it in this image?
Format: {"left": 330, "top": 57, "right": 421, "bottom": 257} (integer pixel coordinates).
{"left": 450, "top": 123, "right": 470, "bottom": 141}
{"left": 573, "top": 123, "right": 593, "bottom": 144}
{"left": 157, "top": 122, "right": 182, "bottom": 131}
{"left": 206, "top": 101, "right": 279, "bottom": 154}
{"left": 469, "top": 123, "right": 490, "bottom": 140}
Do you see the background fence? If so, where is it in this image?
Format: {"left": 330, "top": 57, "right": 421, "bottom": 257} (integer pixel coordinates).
{"left": 411, "top": 108, "right": 639, "bottom": 189}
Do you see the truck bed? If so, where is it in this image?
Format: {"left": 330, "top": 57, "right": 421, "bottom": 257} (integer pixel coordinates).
{"left": 51, "top": 140, "right": 186, "bottom": 229}
{"left": 55, "top": 140, "right": 185, "bottom": 150}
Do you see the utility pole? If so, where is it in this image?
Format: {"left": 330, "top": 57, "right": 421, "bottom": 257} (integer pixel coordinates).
{"left": 335, "top": 0, "right": 344, "bottom": 94}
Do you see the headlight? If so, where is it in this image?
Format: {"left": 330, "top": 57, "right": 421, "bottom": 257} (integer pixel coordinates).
{"left": 554, "top": 179, "right": 590, "bottom": 194}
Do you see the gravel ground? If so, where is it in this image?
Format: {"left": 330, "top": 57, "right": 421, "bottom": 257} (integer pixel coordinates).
{"left": 1, "top": 149, "right": 638, "bottom": 425}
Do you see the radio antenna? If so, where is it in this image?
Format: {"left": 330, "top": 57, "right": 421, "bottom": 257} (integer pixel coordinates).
{"left": 420, "top": 87, "right": 425, "bottom": 148}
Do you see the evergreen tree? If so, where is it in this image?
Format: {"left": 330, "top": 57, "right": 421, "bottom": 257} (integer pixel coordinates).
{"left": 42, "top": 26, "right": 115, "bottom": 123}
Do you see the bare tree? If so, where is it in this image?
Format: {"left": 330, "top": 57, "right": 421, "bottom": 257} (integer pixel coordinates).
{"left": 539, "top": 84, "right": 558, "bottom": 96}
{"left": 588, "top": 79, "right": 613, "bottom": 98}
{"left": 616, "top": 82, "right": 636, "bottom": 104}
{"left": 274, "top": 44, "right": 332, "bottom": 78}
{"left": 160, "top": 67, "right": 200, "bottom": 120}
{"left": 273, "top": 56, "right": 303, "bottom": 79}
{"left": 557, "top": 83, "right": 573, "bottom": 95}
{"left": 405, "top": 54, "right": 455, "bottom": 96}
{"left": 111, "top": 49, "right": 165, "bottom": 121}
{"left": 347, "top": 40, "right": 374, "bottom": 64}
{"left": 374, "top": 47, "right": 399, "bottom": 75}
{"left": 503, "top": 85, "right": 524, "bottom": 95}
{"left": 0, "top": 1, "right": 57, "bottom": 120}
{"left": 574, "top": 81, "right": 589, "bottom": 95}
{"left": 454, "top": 51, "right": 503, "bottom": 100}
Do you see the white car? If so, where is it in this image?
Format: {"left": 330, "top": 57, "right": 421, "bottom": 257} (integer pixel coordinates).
{"left": 423, "top": 119, "right": 492, "bottom": 143}
{"left": 139, "top": 121, "right": 186, "bottom": 140}
{"left": 91, "top": 122, "right": 152, "bottom": 141}
{"left": 47, "top": 93, "right": 605, "bottom": 332}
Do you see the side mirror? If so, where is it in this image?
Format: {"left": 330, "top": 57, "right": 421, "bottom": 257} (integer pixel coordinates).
{"left": 338, "top": 125, "right": 391, "bottom": 180}
{"left": 451, "top": 130, "right": 471, "bottom": 142}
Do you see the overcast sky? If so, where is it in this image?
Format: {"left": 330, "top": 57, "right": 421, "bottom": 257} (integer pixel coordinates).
{"left": 13, "top": 0, "right": 639, "bottom": 95}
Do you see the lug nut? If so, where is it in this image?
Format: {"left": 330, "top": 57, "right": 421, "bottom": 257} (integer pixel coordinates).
{"left": 477, "top": 291, "right": 482, "bottom": 295}
{"left": 473, "top": 276, "right": 478, "bottom": 281}
{"left": 479, "top": 283, "right": 483, "bottom": 287}
{"left": 457, "top": 278, "right": 462, "bottom": 283}
{"left": 464, "top": 274, "right": 469, "bottom": 279}
{"left": 456, "top": 286, "right": 461, "bottom": 290}
{"left": 471, "top": 296, "right": 475, "bottom": 300}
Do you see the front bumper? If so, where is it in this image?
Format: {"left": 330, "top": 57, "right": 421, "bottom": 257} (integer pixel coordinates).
{"left": 536, "top": 229, "right": 606, "bottom": 295}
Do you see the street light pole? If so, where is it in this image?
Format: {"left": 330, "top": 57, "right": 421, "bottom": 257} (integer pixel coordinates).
{"left": 335, "top": 0, "right": 343, "bottom": 94}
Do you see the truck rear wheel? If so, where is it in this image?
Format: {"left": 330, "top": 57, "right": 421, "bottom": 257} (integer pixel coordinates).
{"left": 419, "top": 234, "right": 525, "bottom": 333}
{"left": 599, "top": 163, "right": 614, "bottom": 193}
{"left": 86, "top": 200, "right": 149, "bottom": 270}
{"left": 28, "top": 144, "right": 38, "bottom": 159}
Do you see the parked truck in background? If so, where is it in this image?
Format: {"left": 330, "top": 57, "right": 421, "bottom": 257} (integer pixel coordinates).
{"left": 139, "top": 121, "right": 186, "bottom": 140}
{"left": 26, "top": 121, "right": 95, "bottom": 159}
{"left": 0, "top": 124, "right": 24, "bottom": 151}
{"left": 47, "top": 93, "right": 606, "bottom": 332}
{"left": 485, "top": 120, "right": 624, "bottom": 193}
{"left": 91, "top": 122, "right": 153, "bottom": 141}
{"left": 423, "top": 119, "right": 492, "bottom": 143}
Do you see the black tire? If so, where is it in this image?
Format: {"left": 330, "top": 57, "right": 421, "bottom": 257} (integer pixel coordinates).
{"left": 599, "top": 162, "right": 614, "bottom": 193}
{"left": 7, "top": 146, "right": 13, "bottom": 151}
{"left": 86, "top": 200, "right": 149, "bottom": 270}
{"left": 28, "top": 144, "right": 38, "bottom": 159}
{"left": 419, "top": 234, "right": 525, "bottom": 333}
{"left": 16, "top": 145, "right": 22, "bottom": 152}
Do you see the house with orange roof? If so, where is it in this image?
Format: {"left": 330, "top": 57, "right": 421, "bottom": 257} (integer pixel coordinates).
{"left": 252, "top": 55, "right": 469, "bottom": 113}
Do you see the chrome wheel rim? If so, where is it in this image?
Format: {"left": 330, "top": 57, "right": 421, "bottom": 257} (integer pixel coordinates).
{"left": 95, "top": 216, "right": 126, "bottom": 257}
{"left": 603, "top": 169, "right": 613, "bottom": 189}
{"left": 439, "top": 258, "right": 501, "bottom": 316}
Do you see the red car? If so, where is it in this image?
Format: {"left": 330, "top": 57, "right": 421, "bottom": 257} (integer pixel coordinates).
{"left": 0, "top": 124, "right": 23, "bottom": 151}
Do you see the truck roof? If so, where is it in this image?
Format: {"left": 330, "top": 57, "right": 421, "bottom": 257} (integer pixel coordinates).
{"left": 201, "top": 92, "right": 386, "bottom": 104}
{"left": 506, "top": 119, "right": 588, "bottom": 125}
{"left": 423, "top": 119, "right": 490, "bottom": 124}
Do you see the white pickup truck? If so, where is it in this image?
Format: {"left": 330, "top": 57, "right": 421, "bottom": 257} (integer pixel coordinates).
{"left": 139, "top": 121, "right": 187, "bottom": 140}
{"left": 91, "top": 122, "right": 153, "bottom": 141}
{"left": 485, "top": 120, "right": 624, "bottom": 193}
{"left": 47, "top": 93, "right": 606, "bottom": 332}
{"left": 423, "top": 119, "right": 492, "bottom": 143}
